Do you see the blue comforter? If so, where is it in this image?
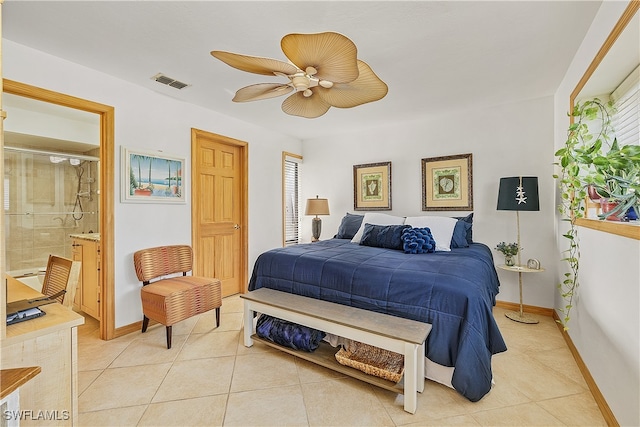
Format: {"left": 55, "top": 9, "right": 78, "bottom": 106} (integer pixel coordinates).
{"left": 248, "top": 238, "right": 507, "bottom": 402}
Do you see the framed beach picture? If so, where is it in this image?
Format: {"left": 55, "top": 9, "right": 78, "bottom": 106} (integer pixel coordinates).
{"left": 422, "top": 153, "right": 473, "bottom": 211}
{"left": 353, "top": 161, "right": 392, "bottom": 211}
{"left": 121, "top": 147, "right": 185, "bottom": 203}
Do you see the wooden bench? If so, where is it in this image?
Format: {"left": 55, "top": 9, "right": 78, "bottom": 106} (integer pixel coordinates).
{"left": 241, "top": 288, "right": 431, "bottom": 414}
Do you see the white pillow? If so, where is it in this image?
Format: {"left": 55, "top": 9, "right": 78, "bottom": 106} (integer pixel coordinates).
{"left": 350, "top": 212, "right": 406, "bottom": 243}
{"left": 404, "top": 216, "right": 458, "bottom": 251}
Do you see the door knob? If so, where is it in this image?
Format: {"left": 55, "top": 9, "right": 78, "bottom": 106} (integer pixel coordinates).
{"left": 234, "top": 224, "right": 240, "bottom": 229}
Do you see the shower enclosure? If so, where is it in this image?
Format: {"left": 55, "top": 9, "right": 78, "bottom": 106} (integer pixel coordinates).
{"left": 4, "top": 146, "right": 100, "bottom": 276}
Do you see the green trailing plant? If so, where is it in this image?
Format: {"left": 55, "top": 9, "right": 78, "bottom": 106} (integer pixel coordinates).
{"left": 554, "top": 99, "right": 614, "bottom": 329}
{"left": 554, "top": 98, "right": 640, "bottom": 329}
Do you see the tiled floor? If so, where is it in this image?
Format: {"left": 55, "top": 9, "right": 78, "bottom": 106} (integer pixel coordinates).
{"left": 77, "top": 296, "right": 606, "bottom": 426}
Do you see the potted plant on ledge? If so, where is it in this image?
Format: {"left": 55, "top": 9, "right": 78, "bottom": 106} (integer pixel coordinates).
{"left": 586, "top": 139, "right": 640, "bottom": 220}
{"left": 554, "top": 98, "right": 640, "bottom": 328}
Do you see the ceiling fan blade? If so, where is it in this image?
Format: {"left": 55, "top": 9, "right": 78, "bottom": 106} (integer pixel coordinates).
{"left": 281, "top": 90, "right": 331, "bottom": 118}
{"left": 281, "top": 32, "right": 359, "bottom": 84}
{"left": 232, "top": 83, "right": 293, "bottom": 102}
{"left": 316, "top": 60, "right": 388, "bottom": 108}
{"left": 211, "top": 51, "right": 299, "bottom": 76}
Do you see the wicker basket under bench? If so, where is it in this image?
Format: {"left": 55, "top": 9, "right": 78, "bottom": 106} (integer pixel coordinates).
{"left": 241, "top": 288, "right": 431, "bottom": 414}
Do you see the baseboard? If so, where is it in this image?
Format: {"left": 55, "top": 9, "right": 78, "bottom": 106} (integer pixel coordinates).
{"left": 551, "top": 311, "right": 619, "bottom": 427}
{"left": 113, "top": 322, "right": 141, "bottom": 338}
{"left": 112, "top": 318, "right": 159, "bottom": 339}
{"left": 495, "top": 300, "right": 554, "bottom": 317}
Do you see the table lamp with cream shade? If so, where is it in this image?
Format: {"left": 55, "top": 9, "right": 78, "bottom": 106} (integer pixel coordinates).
{"left": 306, "top": 196, "right": 330, "bottom": 242}
{"left": 497, "top": 176, "right": 540, "bottom": 324}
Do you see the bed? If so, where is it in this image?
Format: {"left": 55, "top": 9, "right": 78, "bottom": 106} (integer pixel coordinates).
{"left": 248, "top": 213, "right": 507, "bottom": 402}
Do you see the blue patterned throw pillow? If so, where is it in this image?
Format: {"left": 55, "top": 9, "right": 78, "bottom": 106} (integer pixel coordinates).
{"left": 402, "top": 227, "right": 437, "bottom": 254}
{"left": 360, "top": 223, "right": 409, "bottom": 250}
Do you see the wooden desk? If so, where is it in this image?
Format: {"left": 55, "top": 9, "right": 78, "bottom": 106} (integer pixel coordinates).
{"left": 2, "top": 275, "right": 84, "bottom": 426}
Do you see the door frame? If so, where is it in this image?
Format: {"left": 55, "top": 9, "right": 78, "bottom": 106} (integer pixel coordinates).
{"left": 3, "top": 79, "right": 115, "bottom": 340}
{"left": 190, "top": 128, "right": 248, "bottom": 294}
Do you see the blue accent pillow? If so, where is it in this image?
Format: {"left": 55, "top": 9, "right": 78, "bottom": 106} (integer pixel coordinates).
{"left": 453, "top": 213, "right": 474, "bottom": 245}
{"left": 451, "top": 220, "right": 472, "bottom": 248}
{"left": 402, "top": 227, "right": 437, "bottom": 254}
{"left": 335, "top": 213, "right": 364, "bottom": 239}
{"left": 359, "top": 223, "right": 409, "bottom": 250}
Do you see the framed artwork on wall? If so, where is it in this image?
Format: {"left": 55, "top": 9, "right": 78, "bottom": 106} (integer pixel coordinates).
{"left": 422, "top": 153, "right": 473, "bottom": 211}
{"left": 353, "top": 161, "right": 392, "bottom": 211}
{"left": 121, "top": 146, "right": 185, "bottom": 203}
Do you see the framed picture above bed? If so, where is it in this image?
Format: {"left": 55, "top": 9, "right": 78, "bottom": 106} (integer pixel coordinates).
{"left": 353, "top": 161, "right": 392, "bottom": 211}
{"left": 422, "top": 153, "right": 473, "bottom": 211}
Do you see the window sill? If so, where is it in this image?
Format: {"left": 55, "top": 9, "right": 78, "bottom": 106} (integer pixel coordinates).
{"left": 576, "top": 218, "right": 640, "bottom": 240}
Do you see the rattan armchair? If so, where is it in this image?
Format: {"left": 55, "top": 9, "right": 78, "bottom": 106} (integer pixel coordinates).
{"left": 133, "top": 245, "right": 222, "bottom": 349}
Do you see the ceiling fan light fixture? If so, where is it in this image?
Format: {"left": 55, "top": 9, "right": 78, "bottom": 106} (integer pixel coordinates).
{"left": 291, "top": 74, "right": 311, "bottom": 91}
{"left": 211, "top": 32, "right": 387, "bottom": 117}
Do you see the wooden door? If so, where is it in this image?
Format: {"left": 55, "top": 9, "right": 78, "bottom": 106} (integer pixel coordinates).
{"left": 191, "top": 129, "right": 247, "bottom": 296}
{"left": 71, "top": 239, "right": 83, "bottom": 310}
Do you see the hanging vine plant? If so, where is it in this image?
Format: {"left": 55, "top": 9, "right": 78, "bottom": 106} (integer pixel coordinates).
{"left": 554, "top": 98, "right": 616, "bottom": 329}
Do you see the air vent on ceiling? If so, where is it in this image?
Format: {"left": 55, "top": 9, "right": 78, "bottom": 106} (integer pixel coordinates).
{"left": 151, "top": 73, "right": 191, "bottom": 90}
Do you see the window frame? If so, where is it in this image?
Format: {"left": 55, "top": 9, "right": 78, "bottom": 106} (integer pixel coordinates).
{"left": 570, "top": 1, "right": 640, "bottom": 241}
{"left": 282, "top": 152, "right": 303, "bottom": 246}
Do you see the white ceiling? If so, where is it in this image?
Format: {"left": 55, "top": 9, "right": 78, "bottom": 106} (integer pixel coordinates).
{"left": 3, "top": 1, "right": 603, "bottom": 140}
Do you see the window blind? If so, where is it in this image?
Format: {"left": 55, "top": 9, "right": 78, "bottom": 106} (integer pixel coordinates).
{"left": 611, "top": 64, "right": 639, "bottom": 147}
{"left": 283, "top": 153, "right": 302, "bottom": 246}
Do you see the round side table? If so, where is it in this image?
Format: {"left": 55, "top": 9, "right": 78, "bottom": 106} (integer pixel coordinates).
{"left": 497, "top": 264, "right": 545, "bottom": 324}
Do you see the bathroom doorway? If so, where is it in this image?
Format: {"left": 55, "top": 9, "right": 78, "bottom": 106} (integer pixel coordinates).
{"left": 2, "top": 79, "right": 115, "bottom": 340}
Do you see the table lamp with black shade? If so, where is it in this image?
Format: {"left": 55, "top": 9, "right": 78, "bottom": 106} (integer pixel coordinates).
{"left": 306, "top": 195, "right": 330, "bottom": 242}
{"left": 497, "top": 176, "right": 540, "bottom": 324}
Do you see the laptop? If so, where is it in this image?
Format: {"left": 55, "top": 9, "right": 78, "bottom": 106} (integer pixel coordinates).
{"left": 6, "top": 290, "right": 66, "bottom": 324}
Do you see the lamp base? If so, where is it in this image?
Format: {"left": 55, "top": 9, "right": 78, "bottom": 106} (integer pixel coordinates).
{"left": 311, "top": 217, "right": 322, "bottom": 242}
{"left": 505, "top": 310, "right": 539, "bottom": 324}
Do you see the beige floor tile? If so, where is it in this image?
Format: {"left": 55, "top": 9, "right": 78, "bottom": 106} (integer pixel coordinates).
{"left": 401, "top": 413, "right": 481, "bottom": 426}
{"left": 471, "top": 402, "right": 565, "bottom": 426}
{"left": 230, "top": 351, "right": 300, "bottom": 393}
{"left": 536, "top": 391, "right": 607, "bottom": 426}
{"left": 77, "top": 369, "right": 103, "bottom": 395}
{"left": 456, "top": 373, "right": 531, "bottom": 414}
{"left": 77, "top": 405, "right": 147, "bottom": 426}
{"left": 302, "top": 377, "right": 394, "bottom": 426}
{"left": 177, "top": 330, "right": 240, "bottom": 361}
{"left": 192, "top": 310, "right": 242, "bottom": 334}
{"left": 110, "top": 334, "right": 188, "bottom": 368}
{"left": 295, "top": 357, "right": 347, "bottom": 383}
{"left": 152, "top": 356, "right": 235, "bottom": 402}
{"left": 78, "top": 363, "right": 172, "bottom": 412}
{"left": 138, "top": 394, "right": 228, "bottom": 426}
{"left": 529, "top": 346, "right": 589, "bottom": 389}
{"left": 493, "top": 351, "right": 585, "bottom": 401}
{"left": 374, "top": 380, "right": 470, "bottom": 425}
{"left": 235, "top": 328, "right": 278, "bottom": 355}
{"left": 224, "top": 385, "right": 308, "bottom": 426}
{"left": 75, "top": 299, "right": 608, "bottom": 427}
{"left": 140, "top": 315, "right": 200, "bottom": 340}
{"left": 77, "top": 338, "right": 130, "bottom": 371}
{"left": 221, "top": 294, "right": 244, "bottom": 313}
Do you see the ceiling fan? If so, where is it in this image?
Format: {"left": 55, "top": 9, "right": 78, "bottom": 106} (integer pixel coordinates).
{"left": 211, "top": 32, "right": 388, "bottom": 118}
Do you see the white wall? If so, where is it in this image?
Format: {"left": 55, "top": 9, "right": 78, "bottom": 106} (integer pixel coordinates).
{"left": 3, "top": 40, "right": 302, "bottom": 327}
{"left": 553, "top": 2, "right": 639, "bottom": 425}
{"left": 300, "top": 96, "right": 558, "bottom": 309}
